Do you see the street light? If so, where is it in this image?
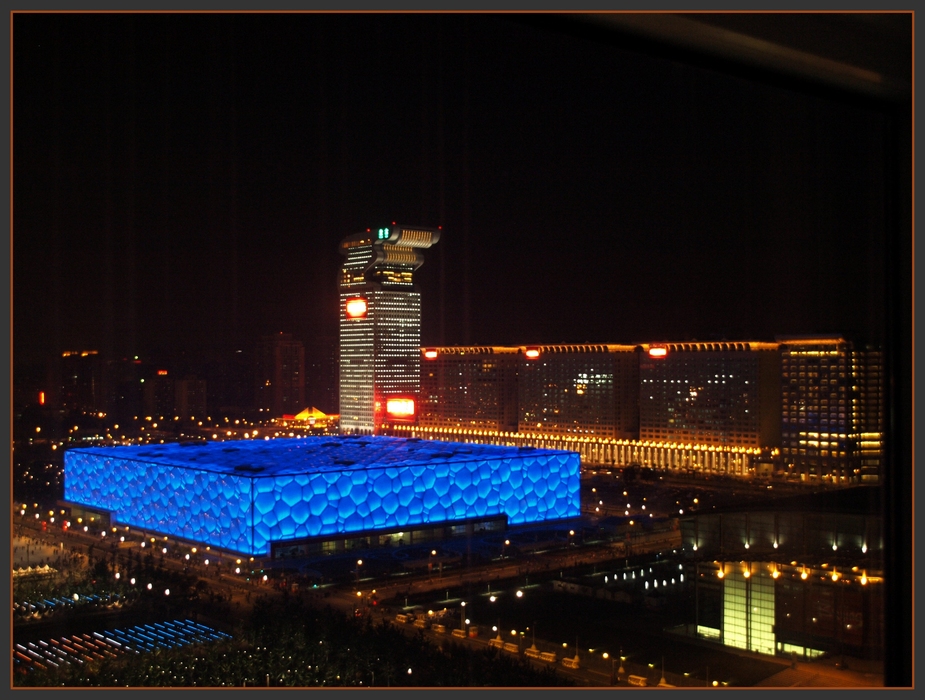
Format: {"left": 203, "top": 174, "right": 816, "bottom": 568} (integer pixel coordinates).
{"left": 603, "top": 652, "right": 616, "bottom": 685}
{"left": 355, "top": 559, "right": 363, "bottom": 590}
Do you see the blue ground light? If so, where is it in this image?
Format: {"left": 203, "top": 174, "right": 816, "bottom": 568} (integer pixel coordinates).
{"left": 64, "top": 436, "right": 580, "bottom": 556}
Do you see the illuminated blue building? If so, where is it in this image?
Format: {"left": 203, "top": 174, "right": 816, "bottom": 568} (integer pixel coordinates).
{"left": 64, "top": 436, "right": 580, "bottom": 557}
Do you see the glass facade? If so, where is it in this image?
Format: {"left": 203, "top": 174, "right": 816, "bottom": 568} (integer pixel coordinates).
{"left": 722, "top": 566, "right": 776, "bottom": 656}
{"left": 64, "top": 436, "right": 581, "bottom": 556}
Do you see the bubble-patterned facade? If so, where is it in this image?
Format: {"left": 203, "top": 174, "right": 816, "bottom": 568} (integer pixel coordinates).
{"left": 64, "top": 436, "right": 580, "bottom": 556}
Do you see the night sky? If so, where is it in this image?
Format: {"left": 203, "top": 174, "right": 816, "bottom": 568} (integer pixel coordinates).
{"left": 13, "top": 13, "right": 891, "bottom": 375}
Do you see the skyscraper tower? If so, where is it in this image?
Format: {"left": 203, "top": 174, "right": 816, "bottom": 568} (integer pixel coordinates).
{"left": 339, "top": 224, "right": 440, "bottom": 434}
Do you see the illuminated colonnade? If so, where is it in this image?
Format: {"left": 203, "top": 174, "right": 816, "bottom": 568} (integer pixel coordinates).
{"left": 387, "top": 425, "right": 764, "bottom": 477}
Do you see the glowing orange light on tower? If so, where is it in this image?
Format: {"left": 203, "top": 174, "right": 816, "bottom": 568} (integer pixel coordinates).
{"left": 38, "top": 391, "right": 45, "bottom": 405}
{"left": 157, "top": 370, "right": 168, "bottom": 376}
{"left": 525, "top": 348, "right": 541, "bottom": 359}
{"left": 346, "top": 297, "right": 368, "bottom": 319}
{"left": 386, "top": 397, "right": 416, "bottom": 419}
{"left": 424, "top": 349, "right": 438, "bottom": 360}
{"left": 648, "top": 346, "right": 668, "bottom": 358}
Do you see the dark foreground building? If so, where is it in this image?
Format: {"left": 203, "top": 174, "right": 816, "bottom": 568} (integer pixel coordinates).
{"left": 681, "top": 487, "right": 883, "bottom": 661}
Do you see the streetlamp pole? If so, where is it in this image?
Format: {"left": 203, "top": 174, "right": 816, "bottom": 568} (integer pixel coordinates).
{"left": 355, "top": 559, "right": 362, "bottom": 591}
{"left": 604, "top": 654, "right": 615, "bottom": 685}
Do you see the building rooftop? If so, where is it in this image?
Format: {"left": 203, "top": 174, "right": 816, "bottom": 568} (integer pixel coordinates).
{"left": 66, "top": 435, "right": 571, "bottom": 478}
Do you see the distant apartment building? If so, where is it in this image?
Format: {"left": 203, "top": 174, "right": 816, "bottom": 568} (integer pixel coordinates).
{"left": 176, "top": 378, "right": 208, "bottom": 421}
{"left": 638, "top": 341, "right": 781, "bottom": 448}
{"left": 304, "top": 336, "right": 338, "bottom": 416}
{"left": 143, "top": 370, "right": 175, "bottom": 418}
{"left": 104, "top": 357, "right": 144, "bottom": 424}
{"left": 205, "top": 349, "right": 253, "bottom": 415}
{"left": 255, "top": 333, "right": 305, "bottom": 418}
{"left": 779, "top": 337, "right": 883, "bottom": 483}
{"left": 419, "top": 346, "right": 520, "bottom": 432}
{"left": 57, "top": 350, "right": 105, "bottom": 413}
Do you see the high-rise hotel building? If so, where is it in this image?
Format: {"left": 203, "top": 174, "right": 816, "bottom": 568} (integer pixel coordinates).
{"left": 779, "top": 337, "right": 883, "bottom": 482}
{"left": 399, "top": 337, "right": 883, "bottom": 483}
{"left": 518, "top": 345, "right": 639, "bottom": 439}
{"left": 419, "top": 346, "right": 520, "bottom": 432}
{"left": 339, "top": 224, "right": 440, "bottom": 434}
{"left": 638, "top": 341, "right": 781, "bottom": 448}
{"left": 416, "top": 344, "right": 639, "bottom": 438}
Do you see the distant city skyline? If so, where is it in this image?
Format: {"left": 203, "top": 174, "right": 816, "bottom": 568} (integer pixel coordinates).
{"left": 13, "top": 13, "right": 892, "bottom": 379}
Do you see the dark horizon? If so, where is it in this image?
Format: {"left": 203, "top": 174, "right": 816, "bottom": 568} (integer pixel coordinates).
{"left": 13, "top": 13, "right": 893, "bottom": 375}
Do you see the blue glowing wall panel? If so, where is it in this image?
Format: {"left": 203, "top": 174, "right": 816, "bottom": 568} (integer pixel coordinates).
{"left": 65, "top": 436, "right": 580, "bottom": 556}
